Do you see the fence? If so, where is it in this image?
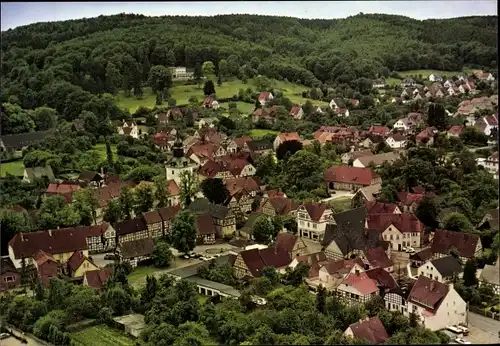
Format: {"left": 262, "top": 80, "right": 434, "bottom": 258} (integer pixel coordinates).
{"left": 469, "top": 305, "right": 500, "bottom": 321}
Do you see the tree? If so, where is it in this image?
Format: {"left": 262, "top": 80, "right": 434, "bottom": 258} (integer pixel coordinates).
{"left": 154, "top": 176, "right": 171, "bottom": 208}
{"left": 188, "top": 95, "right": 198, "bottom": 104}
{"left": 39, "top": 196, "right": 80, "bottom": 230}
{"left": 168, "top": 98, "right": 177, "bottom": 107}
{"left": 303, "top": 100, "right": 315, "bottom": 116}
{"left": 30, "top": 106, "right": 58, "bottom": 131}
{"left": 106, "top": 286, "right": 131, "bottom": 316}
{"left": 378, "top": 184, "right": 398, "bottom": 203}
{"left": 105, "top": 139, "right": 114, "bottom": 167}
{"left": 148, "top": 65, "right": 173, "bottom": 94}
{"left": 415, "top": 196, "right": 438, "bottom": 228}
{"left": 133, "top": 182, "right": 155, "bottom": 214}
{"left": 252, "top": 216, "right": 276, "bottom": 244}
{"left": 202, "top": 61, "right": 215, "bottom": 76}
{"left": 103, "top": 199, "right": 122, "bottom": 225}
{"left": 463, "top": 259, "right": 478, "bottom": 286}
{"left": 427, "top": 103, "right": 447, "bottom": 131}
{"left": 1, "top": 102, "right": 36, "bottom": 134}
{"left": 276, "top": 140, "right": 303, "bottom": 160}
{"left": 156, "top": 93, "right": 162, "bottom": 105}
{"left": 179, "top": 171, "right": 198, "bottom": 207}
{"left": 442, "top": 212, "right": 474, "bottom": 233}
{"left": 364, "top": 295, "right": 386, "bottom": 316}
{"left": 171, "top": 210, "right": 197, "bottom": 254}
{"left": 200, "top": 178, "right": 229, "bottom": 205}
{"left": 203, "top": 80, "right": 216, "bottom": 96}
{"left": 119, "top": 187, "right": 134, "bottom": 220}
{"left": 283, "top": 262, "right": 310, "bottom": 286}
{"left": 194, "top": 62, "right": 203, "bottom": 87}
{"left": 316, "top": 285, "right": 326, "bottom": 313}
{"left": 0, "top": 210, "right": 32, "bottom": 255}
{"left": 152, "top": 241, "right": 174, "bottom": 268}
{"left": 217, "top": 74, "right": 222, "bottom": 87}
{"left": 218, "top": 59, "right": 229, "bottom": 77}
{"left": 73, "top": 188, "right": 99, "bottom": 225}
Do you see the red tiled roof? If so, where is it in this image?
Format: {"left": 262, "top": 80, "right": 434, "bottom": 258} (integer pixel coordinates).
{"left": 365, "top": 201, "right": 399, "bottom": 215}
{"left": 84, "top": 269, "right": 112, "bottom": 289}
{"left": 411, "top": 186, "right": 426, "bottom": 194}
{"left": 289, "top": 105, "right": 302, "bottom": 116}
{"left": 278, "top": 132, "right": 300, "bottom": 142}
{"left": 485, "top": 114, "right": 498, "bottom": 126}
{"left": 364, "top": 247, "right": 393, "bottom": 269}
{"left": 348, "top": 316, "right": 389, "bottom": 345}
{"left": 33, "top": 250, "right": 57, "bottom": 266}
{"left": 369, "top": 125, "right": 390, "bottom": 137}
{"left": 226, "top": 177, "right": 260, "bottom": 196}
{"left": 233, "top": 136, "right": 252, "bottom": 147}
{"left": 321, "top": 258, "right": 364, "bottom": 275}
{"left": 390, "top": 133, "right": 407, "bottom": 141}
{"left": 416, "top": 127, "right": 437, "bottom": 141}
{"left": 408, "top": 276, "right": 448, "bottom": 311}
{"left": 187, "top": 142, "right": 217, "bottom": 159}
{"left": 294, "top": 251, "right": 328, "bottom": 279}
{"left": 269, "top": 197, "right": 299, "bottom": 216}
{"left": 195, "top": 214, "right": 216, "bottom": 235}
{"left": 431, "top": 229, "right": 480, "bottom": 258}
{"left": 302, "top": 202, "right": 328, "bottom": 222}
{"left": 267, "top": 189, "right": 286, "bottom": 198}
{"left": 258, "top": 91, "right": 272, "bottom": 101}
{"left": 142, "top": 210, "right": 162, "bottom": 225}
{"left": 9, "top": 228, "right": 88, "bottom": 260}
{"left": 275, "top": 233, "right": 299, "bottom": 254}
{"left": 238, "top": 246, "right": 291, "bottom": 277}
{"left": 67, "top": 250, "right": 92, "bottom": 272}
{"left": 167, "top": 179, "right": 180, "bottom": 195}
{"left": 83, "top": 223, "right": 110, "bottom": 237}
{"left": 324, "top": 165, "right": 379, "bottom": 186}
{"left": 157, "top": 204, "right": 182, "bottom": 222}
{"left": 95, "top": 181, "right": 135, "bottom": 208}
{"left": 397, "top": 192, "right": 425, "bottom": 206}
{"left": 447, "top": 125, "right": 464, "bottom": 136}
{"left": 343, "top": 271, "right": 379, "bottom": 294}
{"left": 366, "top": 213, "right": 423, "bottom": 233}
{"left": 365, "top": 267, "right": 398, "bottom": 290}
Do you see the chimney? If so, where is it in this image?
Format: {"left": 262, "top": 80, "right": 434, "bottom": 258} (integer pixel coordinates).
{"left": 101, "top": 167, "right": 104, "bottom": 178}
{"left": 20, "top": 233, "right": 24, "bottom": 241}
{"left": 430, "top": 281, "right": 435, "bottom": 291}
{"left": 48, "top": 229, "right": 53, "bottom": 237}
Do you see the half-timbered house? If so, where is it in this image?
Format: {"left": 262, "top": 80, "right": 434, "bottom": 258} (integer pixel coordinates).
{"left": 142, "top": 210, "right": 164, "bottom": 239}
{"left": 115, "top": 217, "right": 148, "bottom": 244}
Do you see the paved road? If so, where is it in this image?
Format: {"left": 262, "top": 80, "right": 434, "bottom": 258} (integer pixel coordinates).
{"left": 467, "top": 311, "right": 500, "bottom": 344}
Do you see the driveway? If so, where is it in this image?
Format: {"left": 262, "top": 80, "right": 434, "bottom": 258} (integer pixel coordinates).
{"left": 90, "top": 253, "right": 115, "bottom": 268}
{"left": 321, "top": 191, "right": 355, "bottom": 203}
{"left": 467, "top": 311, "right": 500, "bottom": 344}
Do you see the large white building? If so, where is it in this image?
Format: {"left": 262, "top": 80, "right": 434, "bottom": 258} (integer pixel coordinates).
{"left": 296, "top": 203, "right": 333, "bottom": 242}
{"left": 165, "top": 136, "right": 199, "bottom": 186}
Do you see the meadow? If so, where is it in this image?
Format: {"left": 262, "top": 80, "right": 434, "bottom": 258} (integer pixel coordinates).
{"left": 71, "top": 325, "right": 135, "bottom": 346}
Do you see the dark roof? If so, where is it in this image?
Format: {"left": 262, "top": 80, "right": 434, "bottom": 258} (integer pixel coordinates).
{"left": 430, "top": 256, "right": 463, "bottom": 277}
{"left": 157, "top": 204, "right": 182, "bottom": 222}
{"left": 431, "top": 229, "right": 480, "bottom": 258}
{"left": 246, "top": 139, "right": 273, "bottom": 151}
{"left": 0, "top": 130, "right": 53, "bottom": 149}
{"left": 84, "top": 269, "right": 112, "bottom": 289}
{"left": 241, "top": 212, "right": 266, "bottom": 233}
{"left": 302, "top": 202, "right": 328, "bottom": 221}
{"left": 142, "top": 210, "right": 163, "bottom": 225}
{"left": 275, "top": 233, "right": 299, "bottom": 254}
{"left": 8, "top": 228, "right": 88, "bottom": 259}
{"left": 238, "top": 246, "right": 291, "bottom": 277}
{"left": 78, "top": 171, "right": 102, "bottom": 182}
{"left": 195, "top": 214, "right": 216, "bottom": 235}
{"left": 364, "top": 247, "right": 393, "bottom": 269}
{"left": 188, "top": 198, "right": 230, "bottom": 219}
{"left": 67, "top": 250, "right": 92, "bottom": 272}
{"left": 1, "top": 257, "right": 19, "bottom": 275}
{"left": 115, "top": 217, "right": 147, "bottom": 236}
{"left": 322, "top": 207, "right": 384, "bottom": 254}
{"left": 348, "top": 316, "right": 389, "bottom": 345}
{"left": 119, "top": 238, "right": 154, "bottom": 258}
{"left": 410, "top": 248, "right": 433, "bottom": 262}
{"left": 408, "top": 276, "right": 449, "bottom": 311}
{"left": 365, "top": 267, "right": 398, "bottom": 291}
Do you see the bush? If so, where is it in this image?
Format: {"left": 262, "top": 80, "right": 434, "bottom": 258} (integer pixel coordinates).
{"left": 98, "top": 307, "right": 114, "bottom": 325}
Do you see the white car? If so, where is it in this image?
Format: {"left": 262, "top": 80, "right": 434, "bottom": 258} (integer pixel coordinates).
{"left": 404, "top": 247, "right": 415, "bottom": 253}
{"left": 446, "top": 325, "right": 463, "bottom": 334}
{"left": 454, "top": 337, "right": 471, "bottom": 344}
{"left": 457, "top": 325, "right": 469, "bottom": 335}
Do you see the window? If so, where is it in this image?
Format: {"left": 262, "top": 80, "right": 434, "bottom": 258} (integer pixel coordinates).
{"left": 307, "top": 222, "right": 310, "bottom": 227}
{"left": 172, "top": 170, "right": 174, "bottom": 174}
{"left": 313, "top": 224, "right": 317, "bottom": 229}
{"left": 3, "top": 276, "right": 14, "bottom": 283}
{"left": 396, "top": 235, "right": 399, "bottom": 240}
{"left": 390, "top": 235, "right": 393, "bottom": 240}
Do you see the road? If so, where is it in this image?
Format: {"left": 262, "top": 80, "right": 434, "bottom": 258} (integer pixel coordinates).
{"left": 467, "top": 311, "right": 500, "bottom": 344}
{"left": 467, "top": 145, "right": 496, "bottom": 152}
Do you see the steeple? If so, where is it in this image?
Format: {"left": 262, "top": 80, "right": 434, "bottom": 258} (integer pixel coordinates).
{"left": 173, "top": 133, "right": 184, "bottom": 158}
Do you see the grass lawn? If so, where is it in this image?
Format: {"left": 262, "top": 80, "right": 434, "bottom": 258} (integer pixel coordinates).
{"left": 127, "top": 265, "right": 162, "bottom": 287}
{"left": 198, "top": 295, "right": 208, "bottom": 304}
{"left": 71, "top": 325, "right": 135, "bottom": 346}
{"left": 329, "top": 196, "right": 352, "bottom": 212}
{"left": 386, "top": 77, "right": 401, "bottom": 86}
{"left": 249, "top": 129, "right": 279, "bottom": 138}
{"left": 0, "top": 159, "right": 25, "bottom": 177}
{"left": 219, "top": 101, "right": 255, "bottom": 117}
{"left": 92, "top": 144, "right": 118, "bottom": 161}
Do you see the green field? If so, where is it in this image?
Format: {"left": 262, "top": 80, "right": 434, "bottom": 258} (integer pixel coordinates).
{"left": 115, "top": 78, "right": 327, "bottom": 113}
{"left": 71, "top": 325, "right": 135, "bottom": 346}
{"left": 249, "top": 129, "right": 279, "bottom": 138}
{"left": 219, "top": 101, "right": 255, "bottom": 117}
{"left": 0, "top": 159, "right": 25, "bottom": 177}
{"left": 397, "top": 68, "right": 474, "bottom": 79}
{"left": 92, "top": 144, "right": 118, "bottom": 161}
{"left": 329, "top": 196, "right": 353, "bottom": 212}
{"left": 127, "top": 265, "right": 162, "bottom": 287}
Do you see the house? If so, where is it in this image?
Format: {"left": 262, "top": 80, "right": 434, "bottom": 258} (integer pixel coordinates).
{"left": 142, "top": 210, "right": 164, "bottom": 240}
{"left": 170, "top": 66, "right": 194, "bottom": 80}
{"left": 226, "top": 177, "right": 260, "bottom": 218}
{"left": 82, "top": 223, "right": 116, "bottom": 253}
{"left": 401, "top": 78, "right": 416, "bottom": 87}
{"left": 251, "top": 108, "right": 274, "bottom": 123}
{"left": 167, "top": 107, "right": 184, "bottom": 121}
{"left": 393, "top": 118, "right": 411, "bottom": 132}
{"left": 198, "top": 158, "right": 256, "bottom": 181}
{"left": 322, "top": 207, "right": 389, "bottom": 260}
{"left": 416, "top": 127, "right": 438, "bottom": 146}
{"left": 165, "top": 136, "right": 199, "bottom": 186}
{"left": 33, "top": 250, "right": 60, "bottom": 286}
{"left": 115, "top": 217, "right": 148, "bottom": 244}
{"left": 429, "top": 74, "right": 443, "bottom": 82}
{"left": 366, "top": 213, "right": 423, "bottom": 251}
{"left": 406, "top": 276, "right": 466, "bottom": 331}
{"left": 313, "top": 258, "right": 364, "bottom": 290}
{"left": 118, "top": 238, "right": 155, "bottom": 268}
{"left": 67, "top": 250, "right": 99, "bottom": 278}
{"left": 397, "top": 192, "right": 425, "bottom": 213}
{"left": 479, "top": 261, "right": 500, "bottom": 295}
{"left": 430, "top": 229, "right": 482, "bottom": 262}
{"left": 477, "top": 151, "right": 499, "bottom": 177}
{"left": 23, "top": 166, "right": 55, "bottom": 183}
{"left": 353, "top": 151, "right": 404, "bottom": 169}
{"left": 288, "top": 252, "right": 329, "bottom": 279}
{"left": 329, "top": 98, "right": 346, "bottom": 110}
{"left": 473, "top": 70, "right": 495, "bottom": 81}
{"left": 289, "top": 105, "right": 304, "bottom": 119}
{"left": 324, "top": 165, "right": 381, "bottom": 192}
{"left": 477, "top": 208, "right": 499, "bottom": 231}
{"left": 341, "top": 149, "right": 373, "bottom": 165}
{"left": 474, "top": 114, "right": 498, "bottom": 136}
{"left": 275, "top": 232, "right": 308, "bottom": 257}
{"left": 385, "top": 133, "right": 407, "bottom": 149}
{"left": 409, "top": 248, "right": 433, "bottom": 268}
{"left": 239, "top": 212, "right": 266, "bottom": 240}
{"left": 95, "top": 181, "right": 136, "bottom": 220}
{"left": 202, "top": 95, "right": 219, "bottom": 109}
{"left": 83, "top": 269, "right": 112, "bottom": 289}
{"left": 335, "top": 108, "right": 350, "bottom": 117}
{"left": 8, "top": 228, "right": 88, "bottom": 269}
{"left": 117, "top": 120, "right": 139, "bottom": 139}
{"left": 417, "top": 255, "right": 463, "bottom": 283}
{"left": 260, "top": 196, "right": 300, "bottom": 217}
{"left": 245, "top": 139, "right": 273, "bottom": 156}
{"left": 368, "top": 125, "right": 390, "bottom": 138}
{"left": 195, "top": 214, "right": 216, "bottom": 244}
{"left": 45, "top": 183, "right": 82, "bottom": 203}
{"left": 158, "top": 204, "right": 182, "bottom": 235}
{"left": 0, "top": 257, "right": 20, "bottom": 291}
{"left": 273, "top": 132, "right": 301, "bottom": 150}
{"left": 77, "top": 171, "right": 103, "bottom": 188}
{"left": 296, "top": 203, "right": 334, "bottom": 241}
{"left": 372, "top": 79, "right": 386, "bottom": 88}
{"left": 258, "top": 91, "right": 274, "bottom": 106}
{"left": 360, "top": 135, "right": 384, "bottom": 150}
{"left": 232, "top": 246, "right": 291, "bottom": 279}
{"left": 198, "top": 117, "right": 218, "bottom": 129}
{"left": 344, "top": 316, "right": 389, "bottom": 345}
{"left": 365, "top": 201, "right": 401, "bottom": 215}
{"left": 0, "top": 130, "right": 53, "bottom": 154}
{"left": 363, "top": 247, "right": 394, "bottom": 272}
{"left": 351, "top": 183, "right": 382, "bottom": 206}
{"left": 188, "top": 198, "right": 236, "bottom": 236}
{"left": 447, "top": 125, "right": 464, "bottom": 138}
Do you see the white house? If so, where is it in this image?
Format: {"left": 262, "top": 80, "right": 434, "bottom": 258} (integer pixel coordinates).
{"left": 385, "top": 133, "right": 407, "bottom": 149}
{"left": 429, "top": 74, "right": 443, "bottom": 82}
{"left": 366, "top": 213, "right": 423, "bottom": 251}
{"left": 289, "top": 105, "right": 304, "bottom": 120}
{"left": 165, "top": 137, "right": 199, "bottom": 186}
{"left": 406, "top": 276, "right": 466, "bottom": 331}
{"left": 372, "top": 79, "right": 386, "bottom": 88}
{"left": 170, "top": 66, "right": 194, "bottom": 80}
{"left": 296, "top": 202, "right": 333, "bottom": 242}
{"left": 198, "top": 117, "right": 217, "bottom": 129}
{"left": 273, "top": 132, "right": 301, "bottom": 151}
{"left": 417, "top": 256, "right": 464, "bottom": 283}
{"left": 476, "top": 151, "right": 498, "bottom": 176}
{"left": 258, "top": 92, "right": 274, "bottom": 106}
{"left": 117, "top": 120, "right": 139, "bottom": 139}
{"left": 474, "top": 114, "right": 498, "bottom": 136}
{"left": 443, "top": 80, "right": 453, "bottom": 88}
{"left": 393, "top": 118, "right": 410, "bottom": 132}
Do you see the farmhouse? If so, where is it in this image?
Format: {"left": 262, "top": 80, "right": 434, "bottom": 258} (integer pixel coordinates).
{"left": 324, "top": 165, "right": 381, "bottom": 192}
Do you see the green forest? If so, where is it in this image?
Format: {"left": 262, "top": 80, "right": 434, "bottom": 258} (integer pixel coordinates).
{"left": 1, "top": 13, "right": 497, "bottom": 124}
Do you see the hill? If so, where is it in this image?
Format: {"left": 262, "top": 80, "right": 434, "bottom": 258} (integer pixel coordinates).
{"left": 0, "top": 13, "right": 497, "bottom": 121}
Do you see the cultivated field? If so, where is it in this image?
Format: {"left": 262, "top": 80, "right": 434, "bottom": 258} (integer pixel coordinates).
{"left": 71, "top": 325, "right": 135, "bottom": 346}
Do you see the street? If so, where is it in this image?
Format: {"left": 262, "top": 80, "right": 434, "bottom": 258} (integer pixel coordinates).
{"left": 467, "top": 312, "right": 500, "bottom": 344}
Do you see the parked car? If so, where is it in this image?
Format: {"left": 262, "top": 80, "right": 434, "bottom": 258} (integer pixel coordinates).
{"left": 192, "top": 253, "right": 202, "bottom": 259}
{"left": 104, "top": 254, "right": 118, "bottom": 260}
{"left": 454, "top": 337, "right": 471, "bottom": 344}
{"left": 181, "top": 254, "right": 190, "bottom": 259}
{"left": 457, "top": 325, "right": 469, "bottom": 335}
{"left": 0, "top": 333, "right": 10, "bottom": 340}
{"left": 404, "top": 247, "right": 415, "bottom": 253}
{"left": 446, "top": 325, "right": 463, "bottom": 334}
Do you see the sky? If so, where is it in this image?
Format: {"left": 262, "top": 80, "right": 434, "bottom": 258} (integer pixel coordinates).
{"left": 1, "top": 1, "right": 497, "bottom": 31}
